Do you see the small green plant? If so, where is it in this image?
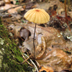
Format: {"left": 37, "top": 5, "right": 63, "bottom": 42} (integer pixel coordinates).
{"left": 15, "top": 0, "right": 19, "bottom": 5}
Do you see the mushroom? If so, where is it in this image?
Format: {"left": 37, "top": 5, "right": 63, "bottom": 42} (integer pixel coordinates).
{"left": 24, "top": 8, "right": 50, "bottom": 59}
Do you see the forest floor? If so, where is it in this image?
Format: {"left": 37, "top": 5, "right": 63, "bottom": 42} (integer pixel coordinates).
{"left": 0, "top": 0, "right": 72, "bottom": 72}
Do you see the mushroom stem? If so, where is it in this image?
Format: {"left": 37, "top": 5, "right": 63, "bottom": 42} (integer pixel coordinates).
{"left": 33, "top": 23, "right": 36, "bottom": 59}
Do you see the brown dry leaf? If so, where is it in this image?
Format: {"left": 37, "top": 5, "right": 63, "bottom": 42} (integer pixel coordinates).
{"left": 19, "top": 0, "right": 23, "bottom": 3}
{"left": 8, "top": 24, "right": 31, "bottom": 40}
{"left": 23, "top": 5, "right": 26, "bottom": 9}
{"left": 15, "top": 14, "right": 22, "bottom": 20}
{"left": 8, "top": 24, "right": 72, "bottom": 53}
{"left": 23, "top": 38, "right": 38, "bottom": 54}
{"left": 8, "top": 8, "right": 17, "bottom": 13}
{"left": 31, "top": 5, "right": 37, "bottom": 8}
{"left": 25, "top": 2, "right": 36, "bottom": 9}
{"left": 22, "top": 24, "right": 72, "bottom": 71}
{"left": 0, "top": 4, "right": 16, "bottom": 10}
{"left": 8, "top": 6, "right": 24, "bottom": 13}
{"left": 37, "top": 49, "right": 72, "bottom": 71}
{"left": 49, "top": 0, "right": 66, "bottom": 9}
{"left": 13, "top": 26, "right": 22, "bottom": 38}
{"left": 23, "top": 2, "right": 37, "bottom": 9}
{"left": 57, "top": 8, "right": 65, "bottom": 16}
{"left": 68, "top": 12, "right": 72, "bottom": 18}
{"left": 25, "top": 24, "right": 72, "bottom": 52}
{"left": 23, "top": 24, "right": 62, "bottom": 52}
{"left": 0, "top": 1, "right": 5, "bottom": 7}
{"left": 6, "top": 21, "right": 72, "bottom": 71}
{"left": 8, "top": 24, "right": 15, "bottom": 33}
{"left": 19, "top": 27, "right": 31, "bottom": 41}
{"left": 65, "top": 41, "right": 72, "bottom": 53}
{"left": 39, "top": 66, "right": 54, "bottom": 72}
{"left": 2, "top": 18, "right": 13, "bottom": 26}
{"left": 24, "top": 24, "right": 62, "bottom": 40}
{"left": 23, "top": 24, "right": 65, "bottom": 51}
{"left": 35, "top": 36, "right": 46, "bottom": 59}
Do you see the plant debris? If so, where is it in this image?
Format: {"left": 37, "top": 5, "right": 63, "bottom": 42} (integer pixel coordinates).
{"left": 0, "top": 0, "right": 72, "bottom": 72}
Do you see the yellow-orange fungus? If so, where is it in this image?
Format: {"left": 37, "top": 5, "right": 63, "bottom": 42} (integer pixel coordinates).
{"left": 24, "top": 8, "right": 50, "bottom": 24}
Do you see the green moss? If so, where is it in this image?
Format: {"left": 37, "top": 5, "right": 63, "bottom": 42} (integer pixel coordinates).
{"left": 0, "top": 17, "right": 32, "bottom": 72}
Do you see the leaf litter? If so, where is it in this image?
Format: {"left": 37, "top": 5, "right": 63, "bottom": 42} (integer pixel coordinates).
{"left": 0, "top": 0, "right": 72, "bottom": 72}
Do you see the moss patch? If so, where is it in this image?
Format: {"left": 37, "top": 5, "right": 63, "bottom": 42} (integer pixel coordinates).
{"left": 0, "top": 17, "right": 32, "bottom": 72}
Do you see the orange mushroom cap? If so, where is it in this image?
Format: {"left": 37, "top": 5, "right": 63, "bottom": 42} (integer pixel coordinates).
{"left": 24, "top": 8, "right": 50, "bottom": 24}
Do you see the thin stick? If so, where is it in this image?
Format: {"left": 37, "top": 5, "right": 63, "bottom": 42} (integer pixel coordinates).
{"left": 19, "top": 49, "right": 33, "bottom": 66}
{"left": 0, "top": 16, "right": 2, "bottom": 25}
{"left": 64, "top": 0, "right": 67, "bottom": 19}
{"left": 21, "top": 55, "right": 32, "bottom": 64}
{"left": 21, "top": 53, "right": 33, "bottom": 66}
{"left": 24, "top": 54, "right": 38, "bottom": 72}
{"left": 33, "top": 24, "right": 36, "bottom": 59}
{"left": 68, "top": 0, "right": 70, "bottom": 11}
{"left": 64, "top": 0, "right": 71, "bottom": 31}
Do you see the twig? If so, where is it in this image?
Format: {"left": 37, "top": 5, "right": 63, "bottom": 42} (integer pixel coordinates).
{"left": 0, "top": 16, "right": 2, "bottom": 23}
{"left": 20, "top": 49, "right": 33, "bottom": 66}
{"left": 21, "top": 55, "right": 32, "bottom": 64}
{"left": 64, "top": 0, "right": 71, "bottom": 31}
{"left": 68, "top": 0, "right": 70, "bottom": 11}
{"left": 24, "top": 54, "right": 38, "bottom": 72}
{"left": 22, "top": 54, "right": 33, "bottom": 66}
